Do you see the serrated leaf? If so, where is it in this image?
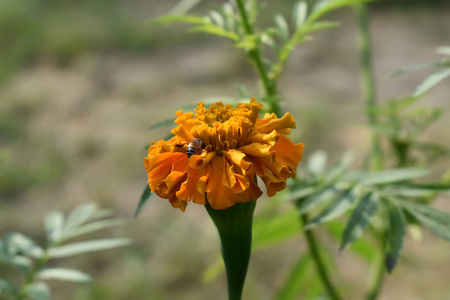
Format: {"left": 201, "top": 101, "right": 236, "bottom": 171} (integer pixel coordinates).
{"left": 135, "top": 185, "right": 153, "bottom": 218}
{"left": 70, "top": 219, "right": 127, "bottom": 238}
{"left": 413, "top": 68, "right": 450, "bottom": 96}
{"left": 385, "top": 203, "right": 405, "bottom": 273}
{"left": 307, "top": 150, "right": 327, "bottom": 176}
{"left": 190, "top": 24, "right": 239, "bottom": 41}
{"left": 355, "top": 168, "right": 429, "bottom": 185}
{"left": 148, "top": 119, "right": 175, "bottom": 131}
{"left": 298, "top": 186, "right": 339, "bottom": 214}
{"left": 340, "top": 192, "right": 379, "bottom": 250}
{"left": 387, "top": 59, "right": 449, "bottom": 78}
{"left": 0, "top": 278, "right": 18, "bottom": 297}
{"left": 28, "top": 282, "right": 50, "bottom": 300}
{"left": 275, "top": 14, "right": 290, "bottom": 43}
{"left": 326, "top": 220, "right": 376, "bottom": 261}
{"left": 45, "top": 212, "right": 64, "bottom": 243}
{"left": 307, "top": 187, "right": 360, "bottom": 228}
{"left": 292, "top": 1, "right": 308, "bottom": 30}
{"left": 63, "top": 203, "right": 97, "bottom": 238}
{"left": 37, "top": 268, "right": 93, "bottom": 282}
{"left": 5, "top": 233, "right": 44, "bottom": 259}
{"left": 151, "top": 14, "right": 206, "bottom": 25}
{"left": 49, "top": 238, "right": 131, "bottom": 258}
{"left": 276, "top": 254, "right": 311, "bottom": 300}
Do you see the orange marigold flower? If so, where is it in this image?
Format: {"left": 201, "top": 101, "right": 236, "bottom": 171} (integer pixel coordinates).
{"left": 144, "top": 98, "right": 305, "bottom": 211}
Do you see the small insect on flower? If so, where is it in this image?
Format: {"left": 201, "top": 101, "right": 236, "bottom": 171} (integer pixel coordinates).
{"left": 175, "top": 138, "right": 205, "bottom": 158}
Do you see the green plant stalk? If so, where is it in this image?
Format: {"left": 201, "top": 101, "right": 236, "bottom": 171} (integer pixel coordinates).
{"left": 356, "top": 3, "right": 382, "bottom": 172}
{"left": 205, "top": 200, "right": 256, "bottom": 300}
{"left": 301, "top": 214, "right": 342, "bottom": 300}
{"left": 235, "top": 0, "right": 280, "bottom": 117}
{"left": 17, "top": 250, "right": 50, "bottom": 300}
{"left": 356, "top": 3, "right": 386, "bottom": 300}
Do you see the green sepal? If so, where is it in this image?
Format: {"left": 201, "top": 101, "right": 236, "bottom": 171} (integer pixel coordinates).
{"left": 205, "top": 199, "right": 256, "bottom": 300}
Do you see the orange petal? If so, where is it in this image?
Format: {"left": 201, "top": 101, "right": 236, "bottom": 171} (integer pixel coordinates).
{"left": 255, "top": 112, "right": 296, "bottom": 134}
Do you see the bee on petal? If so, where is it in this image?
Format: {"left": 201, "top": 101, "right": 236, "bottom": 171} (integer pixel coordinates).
{"left": 175, "top": 138, "right": 205, "bottom": 158}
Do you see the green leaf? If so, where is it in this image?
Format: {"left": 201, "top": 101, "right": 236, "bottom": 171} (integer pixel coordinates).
{"left": 413, "top": 68, "right": 450, "bottom": 96}
{"left": 324, "top": 151, "right": 354, "bottom": 182}
{"left": 354, "top": 168, "right": 429, "bottom": 186}
{"left": 208, "top": 10, "right": 225, "bottom": 28}
{"left": 190, "top": 24, "right": 239, "bottom": 41}
{"left": 286, "top": 186, "right": 316, "bottom": 201}
{"left": 387, "top": 60, "right": 449, "bottom": 78}
{"left": 49, "top": 238, "right": 132, "bottom": 258}
{"left": 64, "top": 203, "right": 97, "bottom": 238}
{"left": 298, "top": 186, "right": 339, "bottom": 214}
{"left": 148, "top": 119, "right": 175, "bottom": 131}
{"left": 151, "top": 14, "right": 206, "bottom": 25}
{"left": 326, "top": 220, "right": 376, "bottom": 261}
{"left": 45, "top": 212, "right": 64, "bottom": 243}
{"left": 275, "top": 14, "right": 290, "bottom": 43}
{"left": 5, "top": 232, "right": 44, "bottom": 259}
{"left": 253, "top": 210, "right": 302, "bottom": 250}
{"left": 276, "top": 254, "right": 311, "bottom": 300}
{"left": 135, "top": 185, "right": 153, "bottom": 218}
{"left": 309, "top": 0, "right": 375, "bottom": 24}
{"left": 307, "top": 150, "right": 327, "bottom": 176}
{"left": 0, "top": 239, "right": 31, "bottom": 272}
{"left": 307, "top": 187, "right": 360, "bottom": 228}
{"left": 28, "top": 283, "right": 50, "bottom": 300}
{"left": 0, "top": 279, "right": 18, "bottom": 297}
{"left": 401, "top": 201, "right": 450, "bottom": 227}
{"left": 70, "top": 219, "right": 127, "bottom": 238}
{"left": 37, "top": 268, "right": 93, "bottom": 282}
{"left": 385, "top": 203, "right": 405, "bottom": 273}
{"left": 292, "top": 1, "right": 308, "bottom": 30}
{"left": 222, "top": 3, "right": 236, "bottom": 32}
{"left": 340, "top": 192, "right": 380, "bottom": 250}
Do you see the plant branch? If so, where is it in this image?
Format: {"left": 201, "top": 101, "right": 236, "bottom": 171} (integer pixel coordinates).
{"left": 235, "top": 0, "right": 280, "bottom": 116}
{"left": 365, "top": 231, "right": 387, "bottom": 300}
{"left": 300, "top": 214, "right": 342, "bottom": 300}
{"left": 356, "top": 2, "right": 382, "bottom": 172}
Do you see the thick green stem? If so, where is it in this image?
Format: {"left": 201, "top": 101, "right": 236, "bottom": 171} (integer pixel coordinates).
{"left": 235, "top": 0, "right": 280, "bottom": 117}
{"left": 205, "top": 200, "right": 256, "bottom": 300}
{"left": 356, "top": 2, "right": 382, "bottom": 172}
{"left": 301, "top": 214, "right": 342, "bottom": 300}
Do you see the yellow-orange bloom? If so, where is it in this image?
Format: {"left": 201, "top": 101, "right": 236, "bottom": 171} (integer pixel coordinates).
{"left": 144, "top": 99, "right": 305, "bottom": 211}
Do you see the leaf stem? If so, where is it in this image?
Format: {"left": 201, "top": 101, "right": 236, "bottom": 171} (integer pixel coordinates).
{"left": 235, "top": 0, "right": 280, "bottom": 116}
{"left": 356, "top": 2, "right": 382, "bottom": 172}
{"left": 17, "top": 250, "right": 50, "bottom": 300}
{"left": 300, "top": 213, "right": 342, "bottom": 300}
{"left": 365, "top": 231, "right": 387, "bottom": 300}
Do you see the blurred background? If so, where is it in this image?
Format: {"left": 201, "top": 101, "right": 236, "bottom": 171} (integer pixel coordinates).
{"left": 1, "top": 0, "right": 449, "bottom": 299}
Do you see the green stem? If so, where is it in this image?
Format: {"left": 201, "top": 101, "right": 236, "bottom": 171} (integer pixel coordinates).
{"left": 300, "top": 214, "right": 342, "bottom": 300}
{"left": 17, "top": 251, "right": 50, "bottom": 300}
{"left": 235, "top": 0, "right": 280, "bottom": 117}
{"left": 356, "top": 2, "right": 382, "bottom": 172}
{"left": 365, "top": 232, "right": 387, "bottom": 300}
{"left": 205, "top": 200, "right": 256, "bottom": 300}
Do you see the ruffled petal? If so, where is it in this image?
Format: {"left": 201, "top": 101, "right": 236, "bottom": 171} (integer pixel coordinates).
{"left": 255, "top": 112, "right": 296, "bottom": 134}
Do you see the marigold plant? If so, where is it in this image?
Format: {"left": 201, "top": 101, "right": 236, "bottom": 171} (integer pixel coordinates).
{"left": 144, "top": 98, "right": 305, "bottom": 211}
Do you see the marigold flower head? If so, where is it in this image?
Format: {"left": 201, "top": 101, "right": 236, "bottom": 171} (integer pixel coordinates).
{"left": 144, "top": 98, "right": 305, "bottom": 211}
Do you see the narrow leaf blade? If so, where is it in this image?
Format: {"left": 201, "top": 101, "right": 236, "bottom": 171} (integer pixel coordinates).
{"left": 49, "top": 238, "right": 132, "bottom": 258}
{"left": 340, "top": 192, "right": 379, "bottom": 250}
{"left": 385, "top": 204, "right": 405, "bottom": 273}
{"left": 135, "top": 185, "right": 153, "bottom": 218}
{"left": 37, "top": 268, "right": 93, "bottom": 282}
{"left": 45, "top": 212, "right": 64, "bottom": 243}
{"left": 413, "top": 68, "right": 450, "bottom": 96}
